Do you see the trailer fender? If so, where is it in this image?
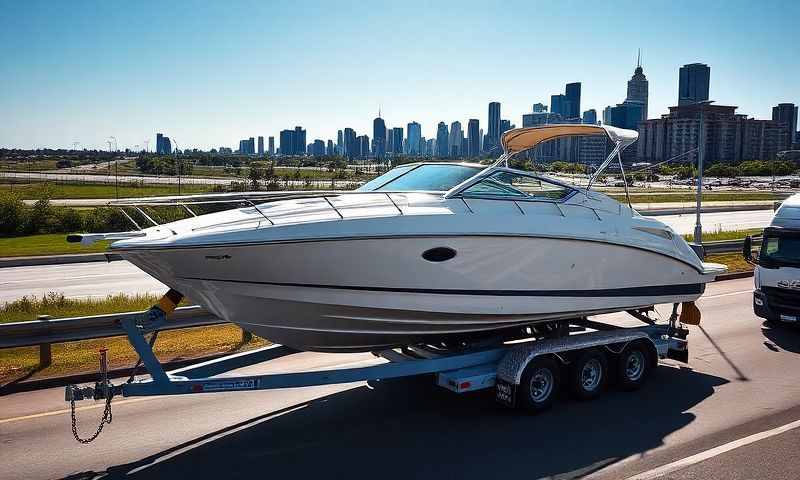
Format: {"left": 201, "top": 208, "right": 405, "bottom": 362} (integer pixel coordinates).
{"left": 496, "top": 330, "right": 653, "bottom": 386}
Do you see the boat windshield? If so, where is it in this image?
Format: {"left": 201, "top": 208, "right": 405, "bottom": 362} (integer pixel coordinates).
{"left": 460, "top": 171, "right": 572, "bottom": 201}
{"left": 760, "top": 231, "right": 800, "bottom": 268}
{"left": 358, "top": 164, "right": 482, "bottom": 192}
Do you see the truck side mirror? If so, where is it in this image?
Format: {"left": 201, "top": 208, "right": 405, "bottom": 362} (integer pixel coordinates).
{"left": 742, "top": 236, "right": 757, "bottom": 265}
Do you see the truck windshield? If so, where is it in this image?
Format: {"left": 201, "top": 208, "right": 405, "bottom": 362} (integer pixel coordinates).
{"left": 760, "top": 233, "right": 800, "bottom": 268}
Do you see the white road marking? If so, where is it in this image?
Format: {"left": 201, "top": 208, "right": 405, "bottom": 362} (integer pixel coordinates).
{"left": 700, "top": 289, "right": 752, "bottom": 300}
{"left": 0, "top": 397, "right": 154, "bottom": 424}
{"left": 624, "top": 418, "right": 800, "bottom": 480}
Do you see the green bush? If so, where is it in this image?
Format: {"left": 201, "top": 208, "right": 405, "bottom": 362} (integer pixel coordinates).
{"left": 0, "top": 192, "right": 25, "bottom": 235}
{"left": 83, "top": 207, "right": 134, "bottom": 233}
{"left": 24, "top": 198, "right": 53, "bottom": 235}
{"left": 54, "top": 207, "right": 83, "bottom": 232}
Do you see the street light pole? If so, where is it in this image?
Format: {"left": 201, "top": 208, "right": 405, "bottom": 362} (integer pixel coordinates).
{"left": 693, "top": 111, "right": 705, "bottom": 246}
{"left": 172, "top": 139, "right": 180, "bottom": 196}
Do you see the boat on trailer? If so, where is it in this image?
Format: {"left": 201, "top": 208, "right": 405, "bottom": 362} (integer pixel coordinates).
{"left": 71, "top": 124, "right": 726, "bottom": 352}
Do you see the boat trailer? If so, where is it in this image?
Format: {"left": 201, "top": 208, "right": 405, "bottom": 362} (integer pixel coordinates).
{"left": 65, "top": 292, "right": 696, "bottom": 443}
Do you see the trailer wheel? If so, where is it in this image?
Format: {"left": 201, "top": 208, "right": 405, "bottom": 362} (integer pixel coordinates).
{"left": 569, "top": 349, "right": 607, "bottom": 401}
{"left": 616, "top": 342, "right": 651, "bottom": 391}
{"left": 518, "top": 357, "right": 560, "bottom": 413}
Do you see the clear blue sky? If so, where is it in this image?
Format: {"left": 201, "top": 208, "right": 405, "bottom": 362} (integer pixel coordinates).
{"left": 1, "top": 0, "right": 797, "bottom": 150}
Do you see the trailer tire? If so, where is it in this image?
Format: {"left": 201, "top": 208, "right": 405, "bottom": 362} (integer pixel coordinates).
{"left": 569, "top": 349, "right": 607, "bottom": 401}
{"left": 616, "top": 342, "right": 651, "bottom": 391}
{"left": 518, "top": 356, "right": 560, "bottom": 413}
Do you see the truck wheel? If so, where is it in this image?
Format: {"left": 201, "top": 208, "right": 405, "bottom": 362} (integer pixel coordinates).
{"left": 518, "top": 357, "right": 560, "bottom": 413}
{"left": 617, "top": 342, "right": 651, "bottom": 391}
{"left": 569, "top": 349, "right": 607, "bottom": 400}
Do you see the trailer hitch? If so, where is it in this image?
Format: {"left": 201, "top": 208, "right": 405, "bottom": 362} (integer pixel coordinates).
{"left": 65, "top": 349, "right": 117, "bottom": 443}
{"left": 64, "top": 289, "right": 185, "bottom": 443}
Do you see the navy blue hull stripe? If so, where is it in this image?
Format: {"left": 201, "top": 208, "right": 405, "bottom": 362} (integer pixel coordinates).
{"left": 179, "top": 277, "right": 704, "bottom": 297}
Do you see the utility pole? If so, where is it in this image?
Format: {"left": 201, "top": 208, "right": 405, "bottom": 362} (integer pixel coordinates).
{"left": 172, "top": 139, "right": 181, "bottom": 195}
{"left": 693, "top": 111, "right": 705, "bottom": 246}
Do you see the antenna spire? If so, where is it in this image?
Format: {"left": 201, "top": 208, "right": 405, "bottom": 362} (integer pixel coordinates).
{"left": 637, "top": 48, "right": 641, "bottom": 68}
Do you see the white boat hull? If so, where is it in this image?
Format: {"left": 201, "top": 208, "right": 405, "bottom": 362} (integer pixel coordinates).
{"left": 121, "top": 235, "right": 713, "bottom": 352}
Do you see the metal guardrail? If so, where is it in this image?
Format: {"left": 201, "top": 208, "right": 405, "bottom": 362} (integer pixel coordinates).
{"left": 703, "top": 237, "right": 761, "bottom": 254}
{"left": 0, "top": 305, "right": 225, "bottom": 349}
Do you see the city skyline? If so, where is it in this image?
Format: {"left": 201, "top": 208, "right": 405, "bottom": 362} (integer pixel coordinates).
{"left": 1, "top": 1, "right": 798, "bottom": 150}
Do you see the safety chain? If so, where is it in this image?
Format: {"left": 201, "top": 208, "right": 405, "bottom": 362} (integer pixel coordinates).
{"left": 70, "top": 389, "right": 113, "bottom": 444}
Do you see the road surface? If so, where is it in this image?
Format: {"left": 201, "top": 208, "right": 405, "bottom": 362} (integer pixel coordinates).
{"left": 2, "top": 278, "right": 800, "bottom": 479}
{"left": 0, "top": 261, "right": 166, "bottom": 303}
{"left": 657, "top": 209, "right": 774, "bottom": 235}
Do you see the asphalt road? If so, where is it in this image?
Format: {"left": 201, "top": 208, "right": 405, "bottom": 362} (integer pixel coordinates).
{"left": 2, "top": 277, "right": 800, "bottom": 480}
{"left": 0, "top": 261, "right": 166, "bottom": 303}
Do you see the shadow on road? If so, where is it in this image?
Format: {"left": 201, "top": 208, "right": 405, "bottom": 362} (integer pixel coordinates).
{"left": 70, "top": 365, "right": 728, "bottom": 480}
{"left": 762, "top": 323, "right": 800, "bottom": 354}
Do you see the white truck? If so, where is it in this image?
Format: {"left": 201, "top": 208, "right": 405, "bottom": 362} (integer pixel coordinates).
{"left": 744, "top": 193, "right": 800, "bottom": 325}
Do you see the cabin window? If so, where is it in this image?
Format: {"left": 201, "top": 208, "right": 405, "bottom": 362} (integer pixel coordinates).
{"left": 461, "top": 171, "right": 571, "bottom": 200}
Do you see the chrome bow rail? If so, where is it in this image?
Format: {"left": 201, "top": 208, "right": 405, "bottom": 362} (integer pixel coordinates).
{"left": 106, "top": 190, "right": 406, "bottom": 230}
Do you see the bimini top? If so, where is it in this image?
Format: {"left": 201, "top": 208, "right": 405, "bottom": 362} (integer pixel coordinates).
{"left": 501, "top": 124, "right": 639, "bottom": 155}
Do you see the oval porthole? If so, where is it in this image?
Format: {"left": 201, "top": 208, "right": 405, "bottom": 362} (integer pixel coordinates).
{"left": 422, "top": 247, "right": 457, "bottom": 262}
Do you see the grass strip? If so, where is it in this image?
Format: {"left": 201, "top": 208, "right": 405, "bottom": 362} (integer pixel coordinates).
{"left": 0, "top": 292, "right": 162, "bottom": 324}
{"left": 1, "top": 182, "right": 218, "bottom": 199}
{"left": 705, "top": 252, "right": 751, "bottom": 273}
{"left": 0, "top": 233, "right": 109, "bottom": 258}
{"left": 683, "top": 228, "right": 762, "bottom": 243}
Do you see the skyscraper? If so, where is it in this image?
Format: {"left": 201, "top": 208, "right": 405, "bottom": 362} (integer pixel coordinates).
{"left": 487, "top": 102, "right": 501, "bottom": 153}
{"left": 326, "top": 139, "right": 334, "bottom": 156}
{"left": 279, "top": 129, "right": 295, "bottom": 155}
{"left": 551, "top": 94, "right": 564, "bottom": 116}
{"left": 500, "top": 119, "right": 513, "bottom": 134}
{"left": 337, "top": 130, "right": 343, "bottom": 156}
{"left": 624, "top": 50, "right": 649, "bottom": 119}
{"left": 268, "top": 136, "right": 275, "bottom": 155}
{"left": 312, "top": 139, "right": 325, "bottom": 156}
{"left": 532, "top": 103, "right": 547, "bottom": 113}
{"left": 357, "top": 135, "right": 370, "bottom": 158}
{"left": 678, "top": 63, "right": 710, "bottom": 106}
{"left": 565, "top": 82, "right": 581, "bottom": 119}
{"left": 467, "top": 119, "right": 480, "bottom": 157}
{"left": 392, "top": 127, "right": 403, "bottom": 155}
{"left": 449, "top": 121, "right": 463, "bottom": 157}
{"left": 293, "top": 127, "right": 306, "bottom": 156}
{"left": 582, "top": 109, "right": 597, "bottom": 125}
{"left": 373, "top": 116, "right": 386, "bottom": 159}
{"left": 407, "top": 122, "right": 421, "bottom": 155}
{"left": 436, "top": 122, "right": 449, "bottom": 157}
{"left": 343, "top": 128, "right": 357, "bottom": 159}
{"left": 155, "top": 133, "right": 164, "bottom": 154}
{"left": 257, "top": 136, "right": 264, "bottom": 155}
{"left": 772, "top": 103, "right": 798, "bottom": 149}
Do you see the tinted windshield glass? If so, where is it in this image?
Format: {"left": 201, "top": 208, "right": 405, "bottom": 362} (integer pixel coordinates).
{"left": 357, "top": 165, "right": 416, "bottom": 191}
{"left": 760, "top": 234, "right": 800, "bottom": 267}
{"left": 373, "top": 164, "right": 481, "bottom": 192}
{"left": 461, "top": 171, "right": 572, "bottom": 200}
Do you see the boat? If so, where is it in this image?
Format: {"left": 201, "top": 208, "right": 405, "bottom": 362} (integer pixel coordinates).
{"left": 71, "top": 124, "right": 726, "bottom": 352}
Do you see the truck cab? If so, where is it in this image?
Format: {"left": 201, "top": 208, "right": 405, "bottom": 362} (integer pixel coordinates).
{"left": 745, "top": 194, "right": 800, "bottom": 324}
